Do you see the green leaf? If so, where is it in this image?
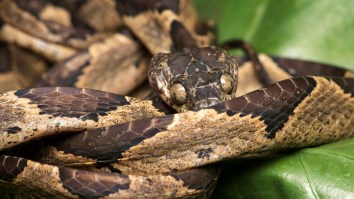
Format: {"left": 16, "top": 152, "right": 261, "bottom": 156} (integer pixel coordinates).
{"left": 193, "top": 1, "right": 354, "bottom": 198}
{"left": 213, "top": 139, "right": 354, "bottom": 198}
{"left": 193, "top": 0, "right": 354, "bottom": 70}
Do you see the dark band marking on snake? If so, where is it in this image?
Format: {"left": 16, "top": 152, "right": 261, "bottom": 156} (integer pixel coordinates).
{"left": 216, "top": 77, "right": 317, "bottom": 138}
{"left": 0, "top": 155, "right": 27, "bottom": 181}
{"left": 45, "top": 115, "right": 174, "bottom": 160}
{"left": 58, "top": 166, "right": 131, "bottom": 197}
{"left": 0, "top": 44, "right": 11, "bottom": 73}
{"left": 35, "top": 50, "right": 91, "bottom": 88}
{"left": 14, "top": 87, "right": 129, "bottom": 121}
{"left": 116, "top": 0, "right": 180, "bottom": 16}
{"left": 170, "top": 20, "right": 198, "bottom": 50}
{"left": 273, "top": 56, "right": 352, "bottom": 77}
{"left": 329, "top": 77, "right": 354, "bottom": 96}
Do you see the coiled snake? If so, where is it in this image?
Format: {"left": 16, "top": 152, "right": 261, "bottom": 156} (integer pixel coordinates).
{"left": 0, "top": 0, "right": 354, "bottom": 198}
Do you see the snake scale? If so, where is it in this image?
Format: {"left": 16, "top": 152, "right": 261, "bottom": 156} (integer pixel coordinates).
{"left": 0, "top": 0, "right": 354, "bottom": 198}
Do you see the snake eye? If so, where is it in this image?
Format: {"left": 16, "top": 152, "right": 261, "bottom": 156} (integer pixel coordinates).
{"left": 220, "top": 73, "right": 234, "bottom": 94}
{"left": 170, "top": 83, "right": 187, "bottom": 105}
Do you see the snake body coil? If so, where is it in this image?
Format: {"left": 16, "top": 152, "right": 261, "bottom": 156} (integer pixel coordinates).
{"left": 0, "top": 0, "right": 353, "bottom": 198}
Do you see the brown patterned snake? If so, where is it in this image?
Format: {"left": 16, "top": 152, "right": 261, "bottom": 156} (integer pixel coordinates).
{"left": 0, "top": 0, "right": 354, "bottom": 198}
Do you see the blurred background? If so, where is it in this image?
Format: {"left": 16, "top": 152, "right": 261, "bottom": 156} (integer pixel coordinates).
{"left": 194, "top": 0, "right": 354, "bottom": 70}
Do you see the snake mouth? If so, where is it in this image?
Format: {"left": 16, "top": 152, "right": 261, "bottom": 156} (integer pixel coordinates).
{"left": 192, "top": 98, "right": 221, "bottom": 110}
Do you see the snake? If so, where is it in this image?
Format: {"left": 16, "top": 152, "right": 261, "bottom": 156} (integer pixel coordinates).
{"left": 0, "top": 0, "right": 354, "bottom": 198}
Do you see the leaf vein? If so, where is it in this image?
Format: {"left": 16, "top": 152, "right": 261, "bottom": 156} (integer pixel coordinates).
{"left": 298, "top": 153, "right": 320, "bottom": 199}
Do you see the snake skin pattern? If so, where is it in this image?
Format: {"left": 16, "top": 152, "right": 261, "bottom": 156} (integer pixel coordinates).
{"left": 0, "top": 0, "right": 354, "bottom": 198}
{"left": 0, "top": 155, "right": 218, "bottom": 198}
{"left": 0, "top": 75, "right": 353, "bottom": 198}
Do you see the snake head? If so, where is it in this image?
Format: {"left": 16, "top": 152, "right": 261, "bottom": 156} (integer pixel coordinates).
{"left": 149, "top": 46, "right": 238, "bottom": 112}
